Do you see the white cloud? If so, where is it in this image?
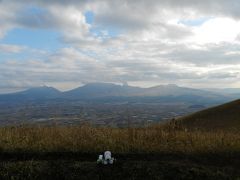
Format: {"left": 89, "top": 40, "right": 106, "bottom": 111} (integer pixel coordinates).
{"left": 191, "top": 18, "right": 240, "bottom": 44}
{"left": 1, "top": 0, "right": 240, "bottom": 91}
{"left": 0, "top": 44, "right": 25, "bottom": 53}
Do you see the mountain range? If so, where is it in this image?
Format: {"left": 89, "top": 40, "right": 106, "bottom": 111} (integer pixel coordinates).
{"left": 0, "top": 83, "right": 238, "bottom": 105}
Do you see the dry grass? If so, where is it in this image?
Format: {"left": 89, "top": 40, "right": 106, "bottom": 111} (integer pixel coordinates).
{"left": 0, "top": 124, "right": 240, "bottom": 154}
{"left": 178, "top": 99, "right": 240, "bottom": 131}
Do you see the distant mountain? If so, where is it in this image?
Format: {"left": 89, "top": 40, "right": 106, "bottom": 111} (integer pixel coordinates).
{"left": 177, "top": 99, "right": 240, "bottom": 130}
{"left": 18, "top": 86, "right": 61, "bottom": 97}
{"left": 144, "top": 84, "right": 218, "bottom": 97}
{"left": 64, "top": 83, "right": 226, "bottom": 98}
{"left": 63, "top": 83, "right": 143, "bottom": 98}
{"left": 62, "top": 83, "right": 231, "bottom": 104}
{"left": 206, "top": 88, "right": 240, "bottom": 96}
{"left": 0, "top": 83, "right": 236, "bottom": 105}
{"left": 0, "top": 86, "right": 61, "bottom": 102}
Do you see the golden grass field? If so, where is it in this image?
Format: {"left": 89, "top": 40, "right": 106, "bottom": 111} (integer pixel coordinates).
{"left": 0, "top": 123, "right": 239, "bottom": 154}
{"left": 1, "top": 100, "right": 240, "bottom": 179}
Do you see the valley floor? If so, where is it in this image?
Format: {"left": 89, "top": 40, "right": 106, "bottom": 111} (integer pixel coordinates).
{"left": 0, "top": 152, "right": 240, "bottom": 179}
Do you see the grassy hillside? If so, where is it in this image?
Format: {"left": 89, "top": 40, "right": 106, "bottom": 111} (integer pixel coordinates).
{"left": 0, "top": 124, "right": 240, "bottom": 179}
{"left": 177, "top": 99, "right": 240, "bottom": 131}
{"left": 1, "top": 154, "right": 239, "bottom": 179}
{"left": 1, "top": 104, "right": 240, "bottom": 179}
{"left": 0, "top": 124, "right": 240, "bottom": 154}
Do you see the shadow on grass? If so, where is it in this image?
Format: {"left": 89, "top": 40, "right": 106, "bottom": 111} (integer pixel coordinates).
{"left": 0, "top": 152, "right": 239, "bottom": 179}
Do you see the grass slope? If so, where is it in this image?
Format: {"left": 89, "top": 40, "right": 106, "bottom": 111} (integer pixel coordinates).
{"left": 1, "top": 153, "right": 240, "bottom": 179}
{"left": 0, "top": 123, "right": 240, "bottom": 179}
{"left": 177, "top": 99, "right": 240, "bottom": 130}
{"left": 0, "top": 125, "right": 240, "bottom": 153}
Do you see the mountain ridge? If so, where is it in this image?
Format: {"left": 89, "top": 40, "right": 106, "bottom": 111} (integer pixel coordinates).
{"left": 0, "top": 83, "right": 236, "bottom": 104}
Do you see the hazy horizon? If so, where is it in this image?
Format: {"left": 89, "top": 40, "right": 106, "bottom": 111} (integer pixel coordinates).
{"left": 0, "top": 82, "right": 240, "bottom": 95}
{"left": 1, "top": 0, "right": 240, "bottom": 94}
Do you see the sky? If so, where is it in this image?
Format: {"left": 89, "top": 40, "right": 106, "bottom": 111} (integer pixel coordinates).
{"left": 1, "top": 0, "right": 240, "bottom": 93}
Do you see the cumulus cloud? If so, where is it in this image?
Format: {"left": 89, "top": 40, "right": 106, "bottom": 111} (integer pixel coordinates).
{"left": 1, "top": 0, "right": 240, "bottom": 92}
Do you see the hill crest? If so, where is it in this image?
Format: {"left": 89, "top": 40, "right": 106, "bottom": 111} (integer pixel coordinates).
{"left": 177, "top": 99, "right": 240, "bottom": 130}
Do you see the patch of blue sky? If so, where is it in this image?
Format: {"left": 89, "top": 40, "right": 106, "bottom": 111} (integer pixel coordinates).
{"left": 0, "top": 27, "right": 65, "bottom": 62}
{"left": 179, "top": 17, "right": 212, "bottom": 26}
{"left": 85, "top": 10, "right": 122, "bottom": 39}
{"left": 0, "top": 28, "right": 64, "bottom": 51}
{"left": 0, "top": 51, "right": 33, "bottom": 62}
{"left": 90, "top": 26, "right": 122, "bottom": 39}
{"left": 0, "top": 54, "right": 10, "bottom": 62}
{"left": 28, "top": 5, "right": 47, "bottom": 14}
{"left": 23, "top": 5, "right": 48, "bottom": 16}
{"left": 85, "top": 11, "right": 94, "bottom": 25}
{"left": 0, "top": 46, "right": 49, "bottom": 62}
{"left": 0, "top": 6, "right": 64, "bottom": 61}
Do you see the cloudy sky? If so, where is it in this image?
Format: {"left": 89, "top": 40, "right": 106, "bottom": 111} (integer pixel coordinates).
{"left": 1, "top": 0, "right": 240, "bottom": 93}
